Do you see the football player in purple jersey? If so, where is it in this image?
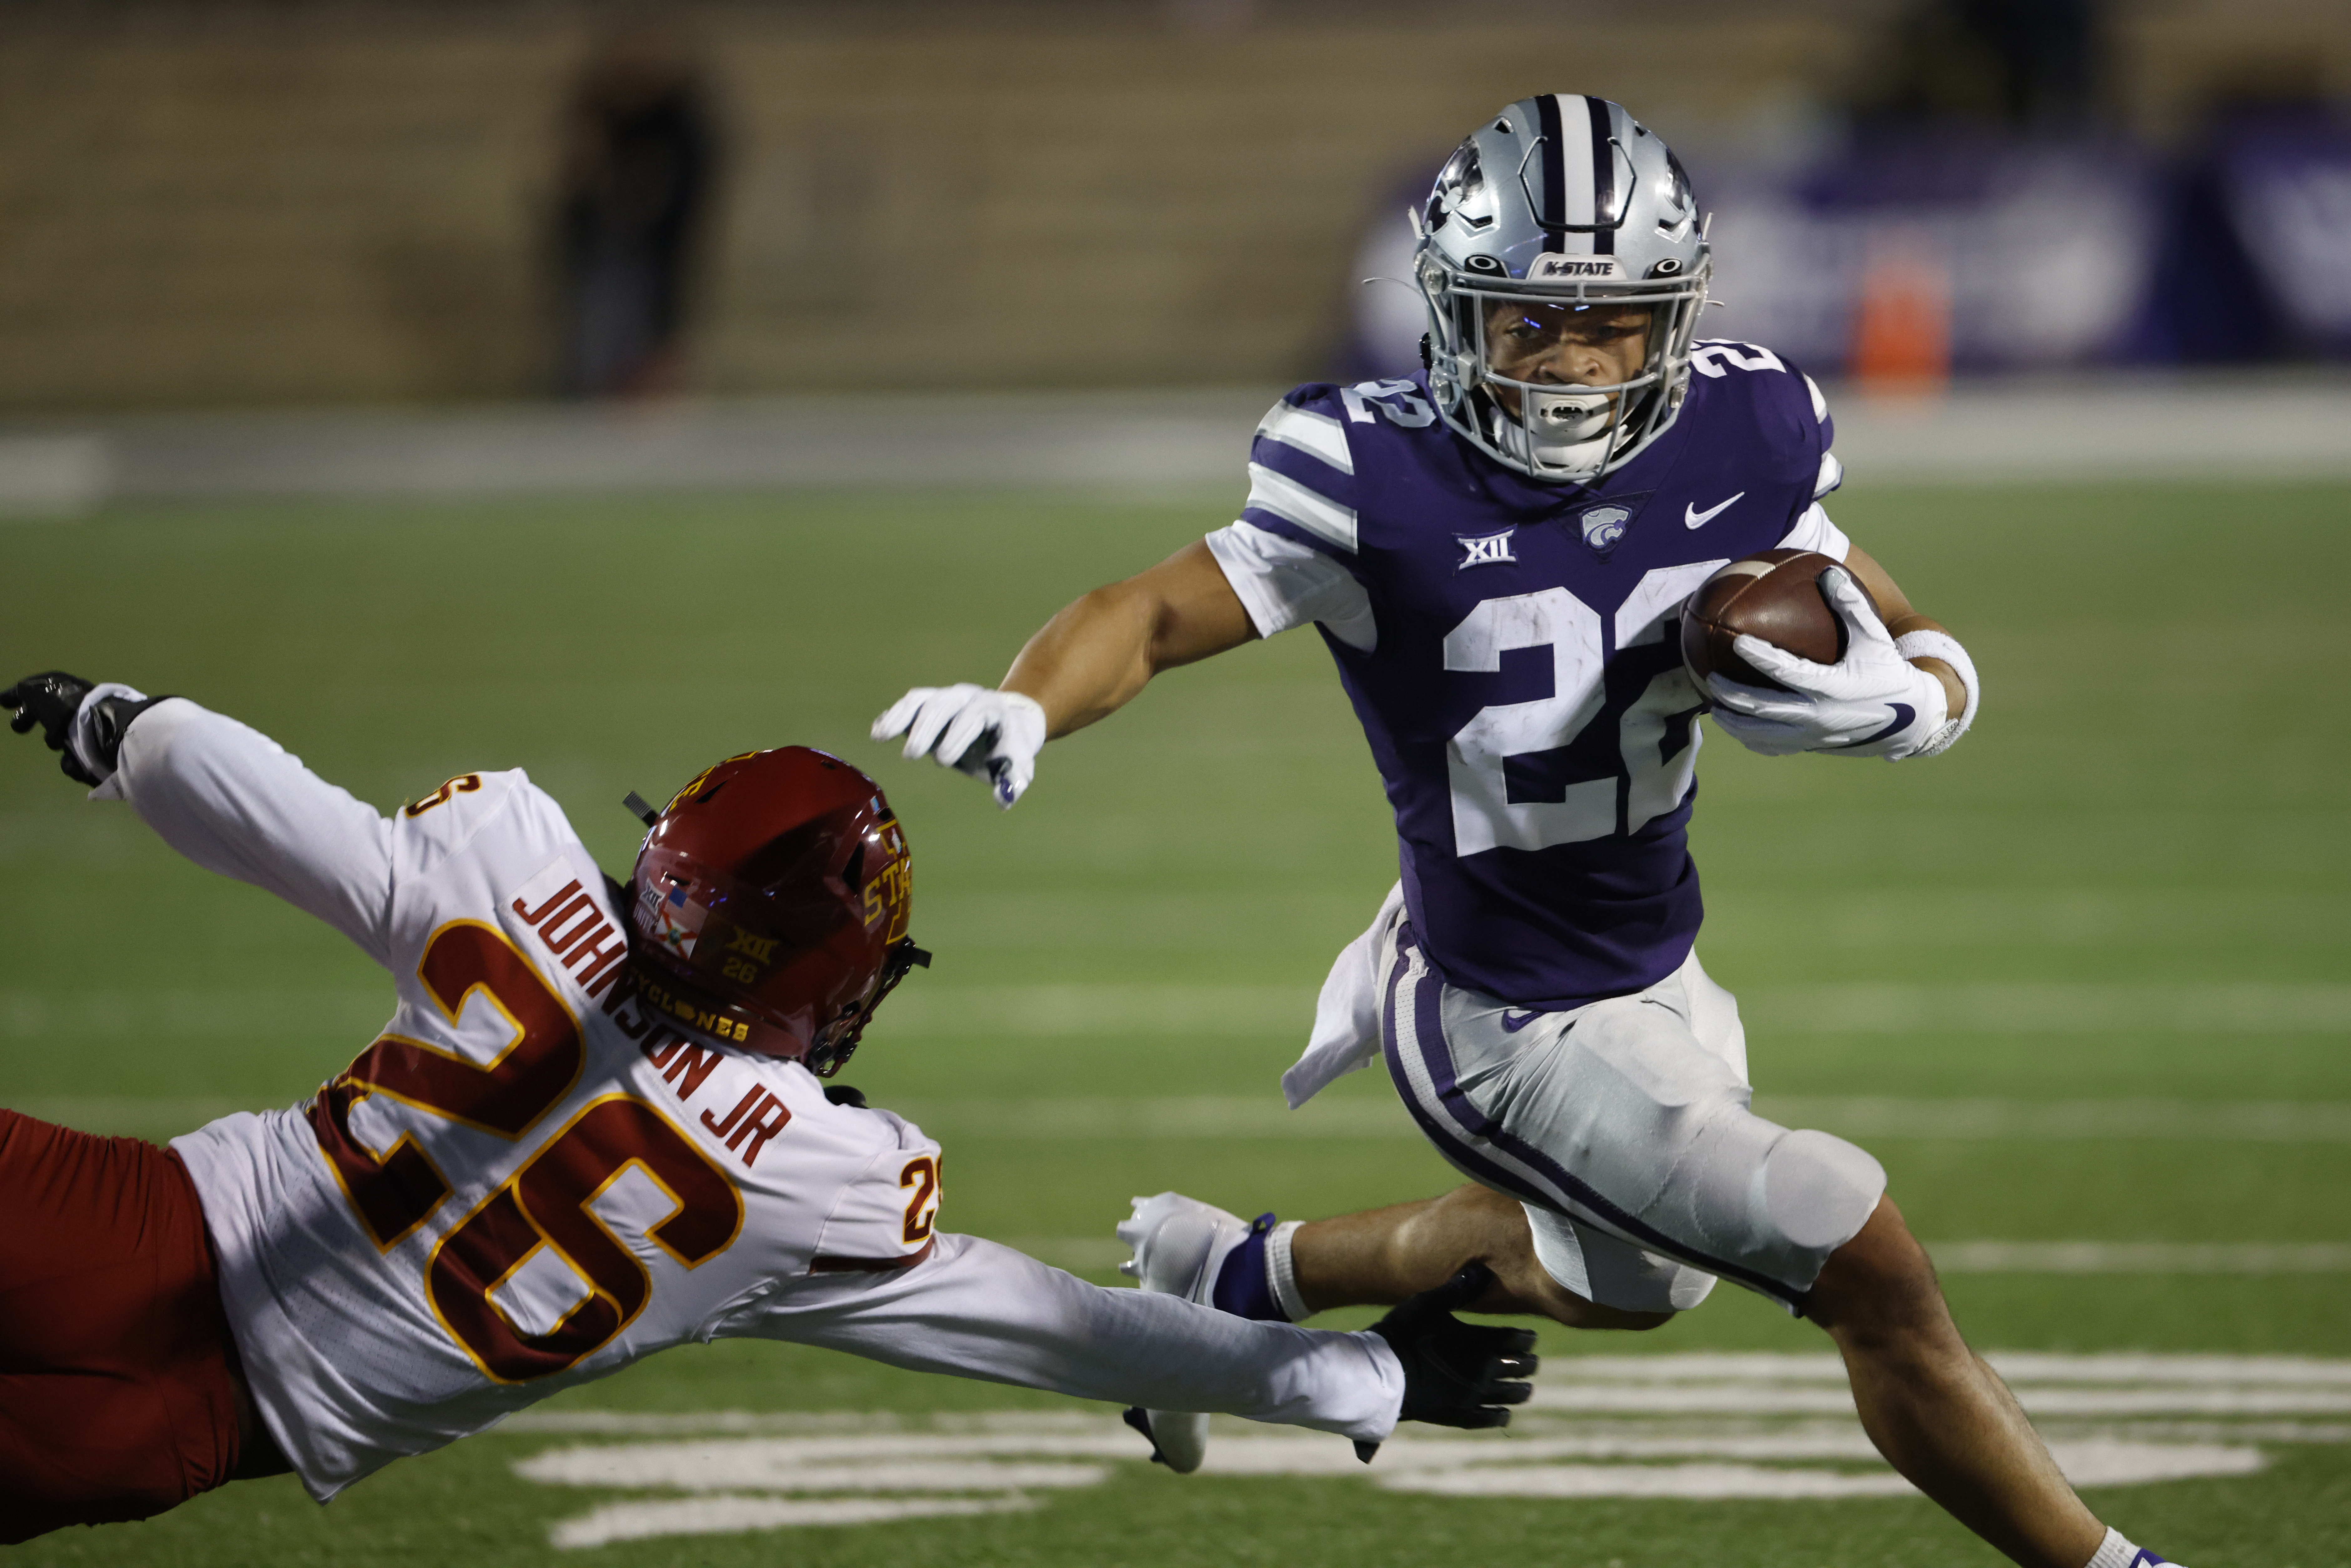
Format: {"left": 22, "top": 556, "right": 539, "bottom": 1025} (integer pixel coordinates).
{"left": 876, "top": 96, "right": 2175, "bottom": 1568}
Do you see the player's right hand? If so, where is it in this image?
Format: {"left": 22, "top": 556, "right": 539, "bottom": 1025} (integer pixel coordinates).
{"left": 870, "top": 685, "right": 1047, "bottom": 810}
{"left": 1354, "top": 1261, "right": 1537, "bottom": 1460}
{"left": 5, "top": 671, "right": 103, "bottom": 785}
{"left": 5, "top": 672, "right": 157, "bottom": 787}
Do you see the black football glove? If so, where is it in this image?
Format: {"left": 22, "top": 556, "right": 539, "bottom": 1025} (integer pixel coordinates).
{"left": 1353, "top": 1261, "right": 1538, "bottom": 1463}
{"left": 3, "top": 671, "right": 160, "bottom": 787}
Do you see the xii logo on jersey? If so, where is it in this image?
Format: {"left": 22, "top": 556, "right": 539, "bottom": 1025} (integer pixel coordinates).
{"left": 1457, "top": 529, "right": 1519, "bottom": 571}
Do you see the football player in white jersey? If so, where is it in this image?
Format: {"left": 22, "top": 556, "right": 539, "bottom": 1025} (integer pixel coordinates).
{"left": 0, "top": 671, "right": 1534, "bottom": 1543}
{"left": 874, "top": 94, "right": 2180, "bottom": 1568}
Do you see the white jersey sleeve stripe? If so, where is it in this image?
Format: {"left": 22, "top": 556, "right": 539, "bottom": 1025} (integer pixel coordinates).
{"left": 1205, "top": 521, "right": 1376, "bottom": 652}
{"left": 1255, "top": 401, "right": 1354, "bottom": 476}
{"left": 1245, "top": 462, "right": 1358, "bottom": 554}
{"left": 1814, "top": 451, "right": 1844, "bottom": 498}
{"left": 1804, "top": 373, "right": 1829, "bottom": 423}
{"left": 1777, "top": 501, "right": 1852, "bottom": 562}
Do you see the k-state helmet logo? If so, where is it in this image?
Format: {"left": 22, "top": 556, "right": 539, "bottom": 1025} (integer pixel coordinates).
{"left": 1528, "top": 255, "right": 1624, "bottom": 282}
{"left": 1456, "top": 529, "right": 1518, "bottom": 570}
{"left": 1579, "top": 504, "right": 1633, "bottom": 556}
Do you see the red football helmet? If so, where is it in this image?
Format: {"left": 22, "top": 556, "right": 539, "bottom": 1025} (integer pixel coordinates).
{"left": 624, "top": 746, "right": 927, "bottom": 1077}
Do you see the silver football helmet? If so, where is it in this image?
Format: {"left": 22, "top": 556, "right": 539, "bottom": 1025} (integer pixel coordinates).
{"left": 1415, "top": 94, "right": 1711, "bottom": 485}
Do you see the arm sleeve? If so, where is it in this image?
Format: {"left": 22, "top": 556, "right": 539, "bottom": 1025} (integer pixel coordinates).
{"left": 93, "top": 698, "right": 400, "bottom": 968}
{"left": 725, "top": 1232, "right": 1404, "bottom": 1443}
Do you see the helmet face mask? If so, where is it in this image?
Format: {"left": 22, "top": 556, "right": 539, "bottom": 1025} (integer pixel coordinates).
{"left": 623, "top": 747, "right": 928, "bottom": 1077}
{"left": 1417, "top": 95, "right": 1712, "bottom": 486}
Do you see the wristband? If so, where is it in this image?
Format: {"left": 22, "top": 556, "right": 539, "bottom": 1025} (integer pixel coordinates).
{"left": 1892, "top": 630, "right": 1977, "bottom": 758}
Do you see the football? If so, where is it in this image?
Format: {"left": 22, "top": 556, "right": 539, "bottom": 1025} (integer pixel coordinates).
{"left": 1679, "top": 549, "right": 1880, "bottom": 691}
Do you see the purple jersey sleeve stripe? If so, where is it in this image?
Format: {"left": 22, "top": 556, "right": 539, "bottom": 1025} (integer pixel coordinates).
{"left": 1242, "top": 460, "right": 1357, "bottom": 553}
{"left": 1239, "top": 506, "right": 1356, "bottom": 564}
{"left": 1255, "top": 399, "right": 1354, "bottom": 476}
{"left": 1249, "top": 432, "right": 1358, "bottom": 507}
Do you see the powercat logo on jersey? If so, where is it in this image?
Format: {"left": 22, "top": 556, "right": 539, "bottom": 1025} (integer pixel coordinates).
{"left": 1527, "top": 255, "right": 1624, "bottom": 282}
{"left": 1580, "top": 504, "right": 1633, "bottom": 556}
{"left": 510, "top": 860, "right": 630, "bottom": 997}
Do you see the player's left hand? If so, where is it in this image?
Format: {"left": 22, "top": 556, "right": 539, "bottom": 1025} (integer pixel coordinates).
{"left": 1701, "top": 569, "right": 1948, "bottom": 761}
{"left": 1353, "top": 1261, "right": 1538, "bottom": 1461}
{"left": 4, "top": 671, "right": 155, "bottom": 786}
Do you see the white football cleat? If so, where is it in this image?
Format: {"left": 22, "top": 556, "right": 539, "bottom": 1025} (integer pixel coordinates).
{"left": 1116, "top": 1192, "right": 1254, "bottom": 1474}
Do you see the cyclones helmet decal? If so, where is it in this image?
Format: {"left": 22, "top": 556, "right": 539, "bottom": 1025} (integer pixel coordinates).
{"left": 623, "top": 747, "right": 927, "bottom": 1076}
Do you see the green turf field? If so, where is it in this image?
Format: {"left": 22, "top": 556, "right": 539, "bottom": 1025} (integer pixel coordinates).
{"left": 3, "top": 479, "right": 2347, "bottom": 1566}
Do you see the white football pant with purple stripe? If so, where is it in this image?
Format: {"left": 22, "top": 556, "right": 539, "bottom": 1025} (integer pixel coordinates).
{"left": 1358, "top": 898, "right": 1886, "bottom": 1315}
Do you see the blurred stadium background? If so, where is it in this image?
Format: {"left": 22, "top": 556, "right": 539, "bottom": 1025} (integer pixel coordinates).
{"left": 2, "top": 3, "right": 2349, "bottom": 1566}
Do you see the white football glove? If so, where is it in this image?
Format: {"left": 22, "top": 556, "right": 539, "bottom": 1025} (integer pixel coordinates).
{"left": 1703, "top": 568, "right": 1949, "bottom": 760}
{"left": 870, "top": 684, "right": 1047, "bottom": 808}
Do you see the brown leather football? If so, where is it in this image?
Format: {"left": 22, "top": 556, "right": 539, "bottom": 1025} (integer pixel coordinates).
{"left": 1680, "top": 549, "right": 1880, "bottom": 692}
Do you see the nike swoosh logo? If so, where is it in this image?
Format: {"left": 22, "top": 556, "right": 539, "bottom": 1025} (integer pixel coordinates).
{"left": 1851, "top": 703, "right": 1915, "bottom": 747}
{"left": 1684, "top": 492, "right": 1745, "bottom": 529}
{"left": 1500, "top": 1010, "right": 1544, "bottom": 1033}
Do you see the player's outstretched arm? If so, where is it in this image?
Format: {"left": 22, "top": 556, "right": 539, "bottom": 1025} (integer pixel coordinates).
{"left": 7, "top": 678, "right": 403, "bottom": 966}
{"left": 746, "top": 1233, "right": 1530, "bottom": 1451}
{"left": 871, "top": 540, "right": 1256, "bottom": 807}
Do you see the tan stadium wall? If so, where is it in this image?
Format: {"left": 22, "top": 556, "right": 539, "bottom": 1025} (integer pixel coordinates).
{"left": 1, "top": 1, "right": 2345, "bottom": 413}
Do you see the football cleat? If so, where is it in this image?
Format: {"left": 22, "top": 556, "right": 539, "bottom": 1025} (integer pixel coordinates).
{"left": 1115, "top": 1192, "right": 1259, "bottom": 1474}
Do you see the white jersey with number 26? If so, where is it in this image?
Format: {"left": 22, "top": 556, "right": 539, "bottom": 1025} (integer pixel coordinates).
{"left": 102, "top": 700, "right": 1400, "bottom": 1501}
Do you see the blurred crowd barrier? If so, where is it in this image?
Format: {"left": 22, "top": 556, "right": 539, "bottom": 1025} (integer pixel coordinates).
{"left": 1352, "top": 116, "right": 2351, "bottom": 382}
{"left": 0, "top": 1, "right": 2347, "bottom": 414}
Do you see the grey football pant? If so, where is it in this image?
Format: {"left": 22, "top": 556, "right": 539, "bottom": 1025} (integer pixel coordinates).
{"left": 1374, "top": 911, "right": 1886, "bottom": 1315}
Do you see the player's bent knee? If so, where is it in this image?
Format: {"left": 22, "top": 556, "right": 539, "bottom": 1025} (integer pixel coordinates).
{"left": 1806, "top": 1196, "right": 1946, "bottom": 1333}
{"left": 1757, "top": 1128, "right": 1886, "bottom": 1267}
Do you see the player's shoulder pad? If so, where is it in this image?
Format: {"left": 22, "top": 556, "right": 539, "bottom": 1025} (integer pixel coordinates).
{"left": 801, "top": 1093, "right": 944, "bottom": 1272}
{"left": 393, "top": 766, "right": 530, "bottom": 838}
{"left": 387, "top": 767, "right": 567, "bottom": 884}
{"left": 1687, "top": 340, "right": 1836, "bottom": 496}
{"left": 1244, "top": 381, "right": 1362, "bottom": 557}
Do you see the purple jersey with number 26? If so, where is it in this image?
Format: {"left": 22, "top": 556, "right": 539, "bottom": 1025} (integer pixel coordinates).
{"left": 1214, "top": 342, "right": 1848, "bottom": 1011}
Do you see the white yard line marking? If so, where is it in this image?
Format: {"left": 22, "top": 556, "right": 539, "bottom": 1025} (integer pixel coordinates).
{"left": 0, "top": 990, "right": 388, "bottom": 1038}
{"left": 7, "top": 980, "right": 2346, "bottom": 1043}
{"left": 886, "top": 1096, "right": 2351, "bottom": 1144}
{"left": 513, "top": 1354, "right": 2340, "bottom": 1545}
{"left": 996, "top": 1235, "right": 2351, "bottom": 1279}
{"left": 1934, "top": 1242, "right": 2351, "bottom": 1274}
{"left": 1763, "top": 1098, "right": 2351, "bottom": 1142}
{"left": 22, "top": 1091, "right": 2351, "bottom": 1147}
{"left": 875, "top": 981, "right": 2351, "bottom": 1037}
{"left": 548, "top": 1494, "right": 1035, "bottom": 1549}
